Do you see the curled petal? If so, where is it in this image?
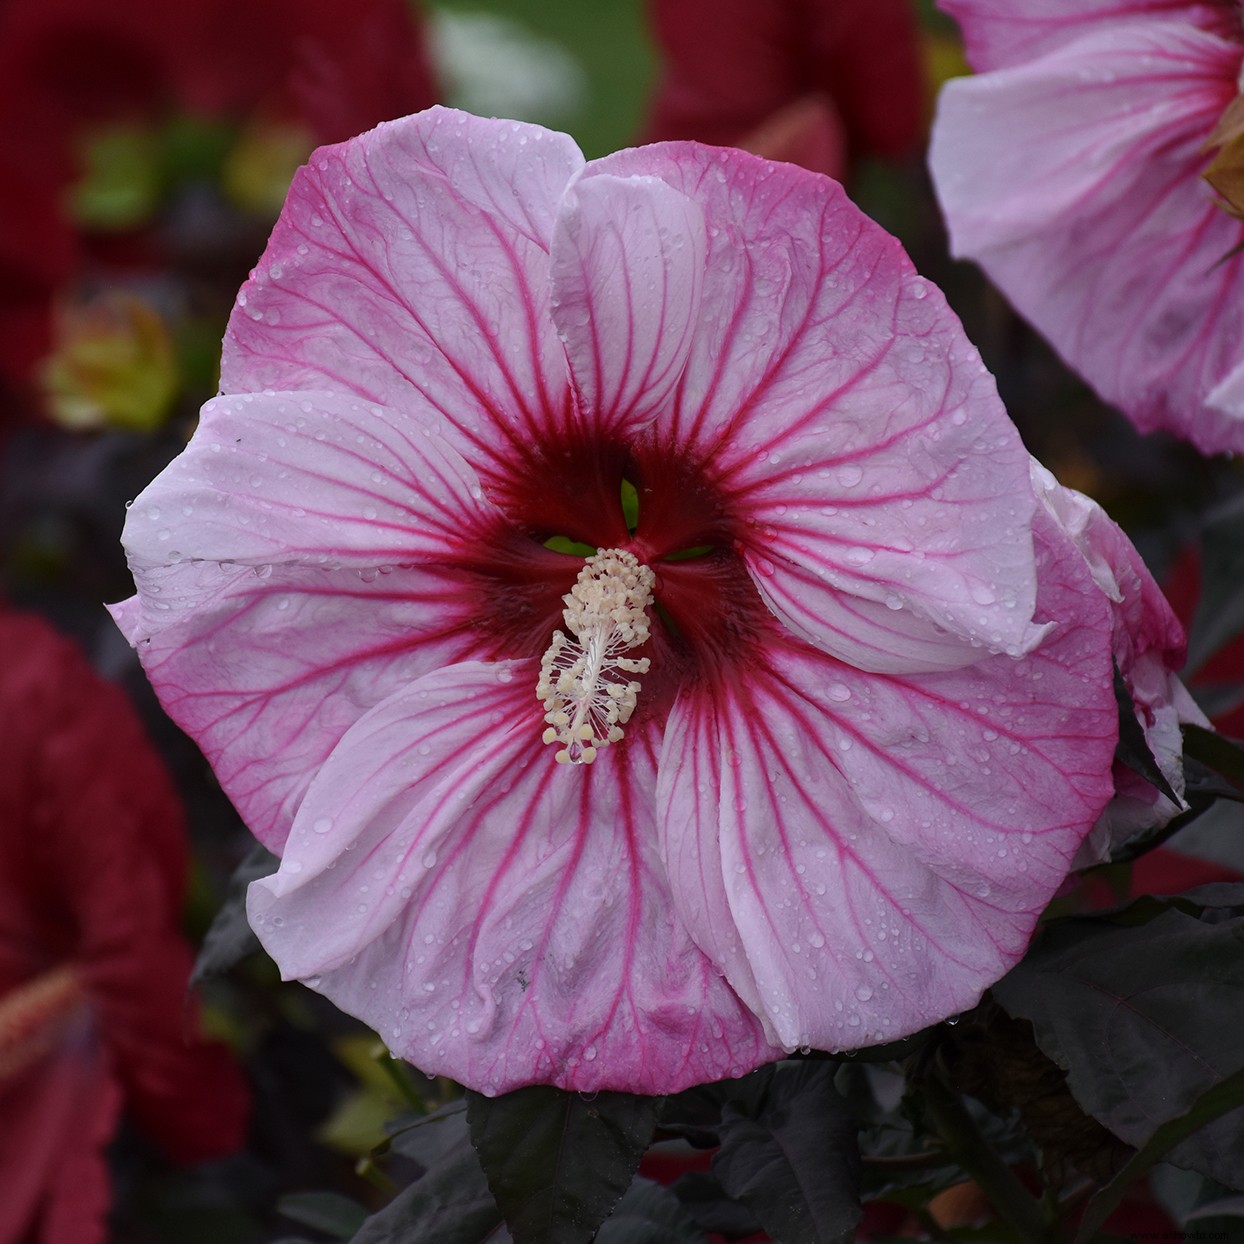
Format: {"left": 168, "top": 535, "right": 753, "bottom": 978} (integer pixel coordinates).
{"left": 551, "top": 173, "right": 706, "bottom": 432}
{"left": 1031, "top": 463, "right": 1208, "bottom": 859}
{"left": 658, "top": 512, "right": 1116, "bottom": 1049}
{"left": 220, "top": 108, "right": 585, "bottom": 485}
{"left": 249, "top": 661, "right": 781, "bottom": 1094}
{"left": 585, "top": 143, "right": 1041, "bottom": 667}
{"left": 930, "top": 19, "right": 1244, "bottom": 454}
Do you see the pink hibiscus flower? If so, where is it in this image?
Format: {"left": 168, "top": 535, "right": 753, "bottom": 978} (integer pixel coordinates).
{"left": 113, "top": 108, "right": 1127, "bottom": 1096}
{"left": 929, "top": 0, "right": 1244, "bottom": 456}
{"left": 0, "top": 607, "right": 248, "bottom": 1244}
{"left": 641, "top": 0, "right": 925, "bottom": 179}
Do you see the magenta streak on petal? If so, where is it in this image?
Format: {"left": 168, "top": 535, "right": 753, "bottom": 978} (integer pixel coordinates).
{"left": 272, "top": 207, "right": 549, "bottom": 483}
{"left": 682, "top": 207, "right": 875, "bottom": 460}
{"left": 356, "top": 143, "right": 563, "bottom": 447}
{"left": 252, "top": 663, "right": 779, "bottom": 1093}
{"left": 1079, "top": 170, "right": 1222, "bottom": 375}
{"left": 733, "top": 678, "right": 1018, "bottom": 958}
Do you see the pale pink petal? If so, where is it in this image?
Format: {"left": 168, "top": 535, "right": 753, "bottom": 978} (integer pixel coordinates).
{"left": 120, "top": 390, "right": 497, "bottom": 578}
{"left": 112, "top": 562, "right": 482, "bottom": 851}
{"left": 658, "top": 512, "right": 1117, "bottom": 1049}
{"left": 940, "top": 0, "right": 1236, "bottom": 71}
{"left": 583, "top": 143, "right": 1041, "bottom": 668}
{"left": 550, "top": 173, "right": 705, "bottom": 431}
{"left": 248, "top": 661, "right": 781, "bottom": 1093}
{"left": 930, "top": 20, "right": 1244, "bottom": 454}
{"left": 220, "top": 109, "right": 585, "bottom": 485}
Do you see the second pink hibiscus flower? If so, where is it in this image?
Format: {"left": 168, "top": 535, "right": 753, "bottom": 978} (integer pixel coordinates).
{"left": 930, "top": 0, "right": 1244, "bottom": 455}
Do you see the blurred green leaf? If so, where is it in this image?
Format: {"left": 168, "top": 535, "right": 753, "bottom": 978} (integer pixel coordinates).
{"left": 278, "top": 1191, "right": 369, "bottom": 1239}
{"left": 69, "top": 124, "right": 163, "bottom": 229}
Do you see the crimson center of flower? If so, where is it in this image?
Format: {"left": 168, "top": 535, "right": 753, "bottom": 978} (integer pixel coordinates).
{"left": 459, "top": 431, "right": 773, "bottom": 753}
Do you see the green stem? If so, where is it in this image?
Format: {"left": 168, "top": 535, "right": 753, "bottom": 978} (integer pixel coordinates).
{"left": 921, "top": 1075, "right": 1054, "bottom": 1244}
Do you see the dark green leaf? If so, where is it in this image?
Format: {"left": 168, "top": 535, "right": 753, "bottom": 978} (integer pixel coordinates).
{"left": 595, "top": 1179, "right": 707, "bottom": 1244}
{"left": 466, "top": 1086, "right": 660, "bottom": 1244}
{"left": 659, "top": 1066, "right": 775, "bottom": 1146}
{"left": 1075, "top": 1061, "right": 1244, "bottom": 1243}
{"left": 386, "top": 1100, "right": 469, "bottom": 1169}
{"left": 278, "top": 1191, "right": 368, "bottom": 1240}
{"left": 669, "top": 1171, "right": 763, "bottom": 1237}
{"left": 192, "top": 842, "right": 278, "bottom": 983}
{"left": 352, "top": 1129, "right": 506, "bottom": 1244}
{"left": 993, "top": 901, "right": 1244, "bottom": 1190}
{"left": 1186, "top": 496, "right": 1244, "bottom": 675}
{"left": 712, "top": 1061, "right": 861, "bottom": 1244}
{"left": 1183, "top": 724, "right": 1244, "bottom": 795}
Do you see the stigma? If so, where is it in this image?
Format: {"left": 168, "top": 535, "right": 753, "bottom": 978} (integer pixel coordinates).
{"left": 537, "top": 548, "right": 655, "bottom": 765}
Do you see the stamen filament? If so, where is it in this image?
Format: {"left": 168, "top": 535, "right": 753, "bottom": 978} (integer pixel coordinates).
{"left": 536, "top": 549, "right": 655, "bottom": 764}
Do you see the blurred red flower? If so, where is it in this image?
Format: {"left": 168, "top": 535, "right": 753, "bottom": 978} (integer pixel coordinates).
{"left": 0, "top": 0, "right": 438, "bottom": 403}
{"left": 0, "top": 608, "right": 248, "bottom": 1244}
{"left": 640, "top": 0, "right": 926, "bottom": 179}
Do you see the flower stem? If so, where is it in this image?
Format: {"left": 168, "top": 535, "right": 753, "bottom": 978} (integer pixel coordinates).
{"left": 920, "top": 1074, "right": 1055, "bottom": 1244}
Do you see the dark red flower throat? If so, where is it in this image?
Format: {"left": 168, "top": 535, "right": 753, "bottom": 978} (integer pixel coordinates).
{"left": 458, "top": 427, "right": 771, "bottom": 722}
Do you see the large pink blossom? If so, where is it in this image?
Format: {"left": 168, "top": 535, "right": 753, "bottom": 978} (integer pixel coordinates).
{"left": 112, "top": 108, "right": 1125, "bottom": 1095}
{"left": 929, "top": 0, "right": 1244, "bottom": 455}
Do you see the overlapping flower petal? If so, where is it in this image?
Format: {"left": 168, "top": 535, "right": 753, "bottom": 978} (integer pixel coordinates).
{"left": 585, "top": 145, "right": 1044, "bottom": 666}
{"left": 659, "top": 510, "right": 1117, "bottom": 1050}
{"left": 248, "top": 661, "right": 781, "bottom": 1094}
{"left": 221, "top": 110, "right": 585, "bottom": 486}
{"left": 939, "top": 0, "right": 1237, "bottom": 70}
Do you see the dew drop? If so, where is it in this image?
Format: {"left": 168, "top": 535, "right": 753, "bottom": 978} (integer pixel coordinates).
{"left": 312, "top": 816, "right": 334, "bottom": 834}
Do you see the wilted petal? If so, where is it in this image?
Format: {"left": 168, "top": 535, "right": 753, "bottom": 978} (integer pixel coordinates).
{"left": 249, "top": 661, "right": 781, "bottom": 1094}
{"left": 551, "top": 172, "right": 705, "bottom": 431}
{"left": 220, "top": 108, "right": 585, "bottom": 484}
{"left": 659, "top": 514, "right": 1116, "bottom": 1049}
{"left": 584, "top": 143, "right": 1041, "bottom": 667}
{"left": 930, "top": 18, "right": 1244, "bottom": 454}
{"left": 1031, "top": 463, "right": 1208, "bottom": 861}
{"left": 112, "top": 563, "right": 480, "bottom": 851}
